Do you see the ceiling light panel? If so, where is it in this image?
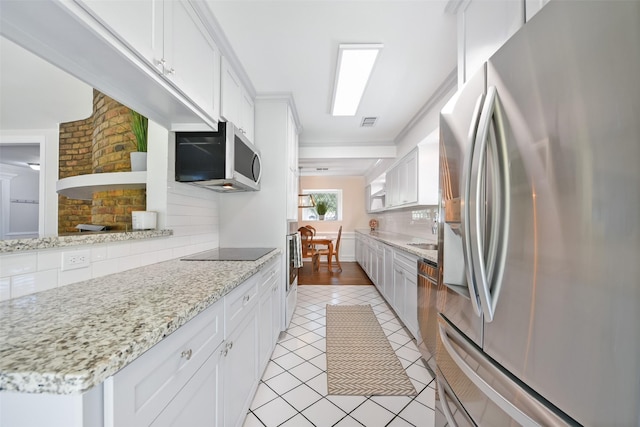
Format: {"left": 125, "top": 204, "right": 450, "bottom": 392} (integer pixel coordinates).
{"left": 331, "top": 43, "right": 383, "bottom": 116}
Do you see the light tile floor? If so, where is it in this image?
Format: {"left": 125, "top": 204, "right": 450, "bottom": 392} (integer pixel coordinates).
{"left": 243, "top": 285, "right": 436, "bottom": 427}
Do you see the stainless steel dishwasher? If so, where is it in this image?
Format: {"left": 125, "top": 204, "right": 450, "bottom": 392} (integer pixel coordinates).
{"left": 417, "top": 258, "right": 439, "bottom": 372}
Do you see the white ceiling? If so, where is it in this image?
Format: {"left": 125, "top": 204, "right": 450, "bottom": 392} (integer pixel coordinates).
{"left": 205, "top": 0, "right": 458, "bottom": 176}
{"left": 0, "top": 2, "right": 458, "bottom": 177}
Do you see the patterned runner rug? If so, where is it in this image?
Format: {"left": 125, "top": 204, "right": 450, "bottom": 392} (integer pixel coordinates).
{"left": 325, "top": 304, "right": 416, "bottom": 396}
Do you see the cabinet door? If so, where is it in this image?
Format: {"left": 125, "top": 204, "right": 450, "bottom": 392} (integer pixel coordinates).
{"left": 393, "top": 265, "right": 405, "bottom": 314}
{"left": 240, "top": 89, "right": 255, "bottom": 141}
{"left": 259, "top": 289, "right": 273, "bottom": 370}
{"left": 78, "top": 0, "right": 164, "bottom": 72}
{"left": 151, "top": 350, "right": 222, "bottom": 427}
{"left": 386, "top": 167, "right": 398, "bottom": 207}
{"left": 404, "top": 272, "right": 419, "bottom": 339}
{"left": 223, "top": 310, "right": 259, "bottom": 427}
{"left": 463, "top": 0, "right": 524, "bottom": 81}
{"left": 383, "top": 246, "right": 394, "bottom": 301}
{"left": 403, "top": 152, "right": 418, "bottom": 205}
{"left": 221, "top": 56, "right": 241, "bottom": 124}
{"left": 164, "top": 1, "right": 220, "bottom": 118}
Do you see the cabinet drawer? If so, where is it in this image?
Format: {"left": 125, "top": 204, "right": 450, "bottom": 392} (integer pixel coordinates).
{"left": 104, "top": 301, "right": 223, "bottom": 427}
{"left": 225, "top": 276, "right": 259, "bottom": 337}
{"left": 394, "top": 250, "right": 418, "bottom": 273}
{"left": 259, "top": 259, "right": 280, "bottom": 292}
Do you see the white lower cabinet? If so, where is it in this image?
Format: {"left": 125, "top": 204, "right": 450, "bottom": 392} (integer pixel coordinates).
{"left": 151, "top": 350, "right": 222, "bottom": 427}
{"left": 222, "top": 306, "right": 258, "bottom": 427}
{"left": 356, "top": 235, "right": 419, "bottom": 341}
{"left": 104, "top": 299, "right": 224, "bottom": 427}
{"left": 393, "top": 251, "right": 419, "bottom": 339}
{"left": 258, "top": 260, "right": 281, "bottom": 371}
{"left": 106, "top": 256, "right": 281, "bottom": 427}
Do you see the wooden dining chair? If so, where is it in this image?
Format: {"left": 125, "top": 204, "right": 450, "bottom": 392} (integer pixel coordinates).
{"left": 305, "top": 225, "right": 316, "bottom": 236}
{"left": 319, "top": 225, "right": 342, "bottom": 272}
{"left": 298, "top": 227, "right": 320, "bottom": 272}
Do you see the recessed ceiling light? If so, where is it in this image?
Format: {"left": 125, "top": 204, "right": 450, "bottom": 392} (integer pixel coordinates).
{"left": 331, "top": 44, "right": 383, "bottom": 116}
{"left": 27, "top": 162, "right": 40, "bottom": 171}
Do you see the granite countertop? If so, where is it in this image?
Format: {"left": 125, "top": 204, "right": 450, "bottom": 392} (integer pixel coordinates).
{"left": 355, "top": 229, "right": 438, "bottom": 264}
{"left": 0, "top": 249, "right": 280, "bottom": 395}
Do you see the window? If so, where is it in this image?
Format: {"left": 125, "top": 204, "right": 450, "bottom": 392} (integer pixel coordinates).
{"left": 301, "top": 190, "right": 342, "bottom": 221}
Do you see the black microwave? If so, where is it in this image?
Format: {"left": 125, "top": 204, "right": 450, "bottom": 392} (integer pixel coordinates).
{"left": 175, "top": 122, "right": 261, "bottom": 192}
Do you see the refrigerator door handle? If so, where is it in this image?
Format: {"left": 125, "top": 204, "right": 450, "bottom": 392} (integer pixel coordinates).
{"left": 461, "top": 92, "right": 485, "bottom": 317}
{"left": 470, "top": 86, "right": 510, "bottom": 322}
{"left": 438, "top": 318, "right": 539, "bottom": 427}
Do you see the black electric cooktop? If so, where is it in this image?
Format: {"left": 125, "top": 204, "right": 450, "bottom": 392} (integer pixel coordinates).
{"left": 181, "top": 248, "right": 275, "bottom": 261}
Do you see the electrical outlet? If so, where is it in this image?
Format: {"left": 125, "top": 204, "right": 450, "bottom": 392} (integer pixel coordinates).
{"left": 61, "top": 250, "right": 91, "bottom": 271}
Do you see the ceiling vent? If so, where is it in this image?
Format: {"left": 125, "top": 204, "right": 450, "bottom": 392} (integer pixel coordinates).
{"left": 361, "top": 116, "right": 377, "bottom": 127}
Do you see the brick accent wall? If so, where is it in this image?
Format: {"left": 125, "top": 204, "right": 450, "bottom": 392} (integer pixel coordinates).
{"left": 59, "top": 90, "right": 146, "bottom": 234}
{"left": 58, "top": 118, "right": 93, "bottom": 234}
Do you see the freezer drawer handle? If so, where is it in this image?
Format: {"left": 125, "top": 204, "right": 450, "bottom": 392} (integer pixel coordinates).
{"left": 437, "top": 374, "right": 475, "bottom": 427}
{"left": 437, "top": 376, "right": 458, "bottom": 426}
{"left": 438, "top": 319, "right": 538, "bottom": 427}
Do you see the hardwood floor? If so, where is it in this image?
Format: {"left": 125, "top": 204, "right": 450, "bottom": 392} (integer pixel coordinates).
{"left": 298, "top": 261, "right": 373, "bottom": 286}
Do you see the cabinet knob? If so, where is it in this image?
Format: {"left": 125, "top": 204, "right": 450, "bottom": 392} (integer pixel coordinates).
{"left": 243, "top": 295, "right": 251, "bottom": 303}
{"left": 180, "top": 349, "right": 193, "bottom": 360}
{"left": 221, "top": 347, "right": 228, "bottom": 357}
{"left": 166, "top": 67, "right": 176, "bottom": 76}
{"left": 227, "top": 341, "right": 233, "bottom": 351}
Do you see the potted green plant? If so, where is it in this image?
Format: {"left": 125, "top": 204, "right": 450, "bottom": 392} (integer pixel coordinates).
{"left": 316, "top": 201, "right": 328, "bottom": 220}
{"left": 129, "top": 110, "right": 148, "bottom": 171}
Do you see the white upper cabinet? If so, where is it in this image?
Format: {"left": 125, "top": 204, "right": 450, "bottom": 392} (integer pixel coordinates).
{"left": 164, "top": 1, "right": 220, "bottom": 120}
{"left": 383, "top": 138, "right": 438, "bottom": 210}
{"left": 78, "top": 0, "right": 164, "bottom": 66}
{"left": 221, "top": 56, "right": 255, "bottom": 142}
{"left": 461, "top": 0, "right": 524, "bottom": 83}
{"left": 79, "top": 0, "right": 221, "bottom": 121}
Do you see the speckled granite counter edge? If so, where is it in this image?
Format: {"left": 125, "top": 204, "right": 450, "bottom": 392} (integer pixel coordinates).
{"left": 0, "top": 229, "right": 173, "bottom": 253}
{"left": 0, "top": 249, "right": 280, "bottom": 394}
{"left": 355, "top": 229, "right": 438, "bottom": 264}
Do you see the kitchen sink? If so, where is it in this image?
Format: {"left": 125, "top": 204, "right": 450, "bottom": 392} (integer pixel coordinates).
{"left": 407, "top": 243, "right": 438, "bottom": 250}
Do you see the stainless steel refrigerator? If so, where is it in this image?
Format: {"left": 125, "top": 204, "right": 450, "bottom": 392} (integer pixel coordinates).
{"left": 436, "top": 1, "right": 640, "bottom": 425}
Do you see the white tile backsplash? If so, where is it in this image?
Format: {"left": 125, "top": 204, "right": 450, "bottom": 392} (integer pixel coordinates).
{"left": 91, "top": 246, "right": 108, "bottom": 262}
{"left": 59, "top": 265, "right": 92, "bottom": 287}
{"left": 11, "top": 270, "right": 58, "bottom": 298}
{"left": 37, "top": 250, "right": 63, "bottom": 271}
{"left": 373, "top": 206, "right": 438, "bottom": 241}
{"left": 0, "top": 253, "right": 37, "bottom": 278}
{"left": 0, "top": 278, "right": 10, "bottom": 301}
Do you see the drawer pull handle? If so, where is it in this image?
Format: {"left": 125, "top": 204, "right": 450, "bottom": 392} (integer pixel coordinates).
{"left": 181, "top": 349, "right": 193, "bottom": 360}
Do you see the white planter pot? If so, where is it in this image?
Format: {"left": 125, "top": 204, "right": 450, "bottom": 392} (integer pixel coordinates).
{"left": 130, "top": 152, "right": 147, "bottom": 171}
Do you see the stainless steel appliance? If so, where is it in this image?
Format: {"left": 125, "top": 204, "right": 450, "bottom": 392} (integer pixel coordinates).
{"left": 417, "top": 258, "right": 439, "bottom": 372}
{"left": 286, "top": 222, "right": 302, "bottom": 327}
{"left": 175, "top": 122, "right": 262, "bottom": 192}
{"left": 437, "top": 2, "right": 640, "bottom": 425}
